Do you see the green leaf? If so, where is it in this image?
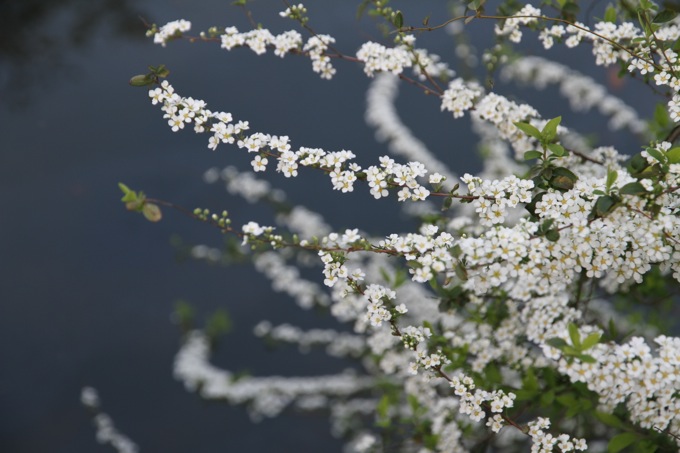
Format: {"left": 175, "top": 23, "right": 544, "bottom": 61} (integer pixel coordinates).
{"left": 629, "top": 153, "right": 648, "bottom": 172}
{"left": 545, "top": 229, "right": 560, "bottom": 242}
{"left": 568, "top": 323, "right": 581, "bottom": 348}
{"left": 467, "top": 0, "right": 486, "bottom": 10}
{"left": 546, "top": 337, "right": 568, "bottom": 349}
{"left": 540, "top": 218, "right": 555, "bottom": 233}
{"left": 556, "top": 393, "right": 577, "bottom": 407}
{"left": 565, "top": 403, "right": 580, "bottom": 418}
{"left": 653, "top": 9, "right": 678, "bottom": 23}
{"left": 638, "top": 11, "right": 652, "bottom": 38}
{"left": 582, "top": 332, "right": 601, "bottom": 350}
{"left": 578, "top": 354, "right": 596, "bottom": 363}
{"left": 608, "top": 432, "right": 638, "bottom": 453}
{"left": 606, "top": 169, "right": 618, "bottom": 191}
{"left": 376, "top": 394, "right": 391, "bottom": 427}
{"left": 604, "top": 5, "right": 617, "bottom": 23}
{"left": 514, "top": 121, "right": 542, "bottom": 140}
{"left": 563, "top": 2, "right": 579, "bottom": 13}
{"left": 541, "top": 116, "right": 562, "bottom": 142}
{"left": 442, "top": 196, "right": 453, "bottom": 210}
{"left": 356, "top": 0, "right": 370, "bottom": 20}
{"left": 646, "top": 146, "right": 666, "bottom": 163}
{"left": 550, "top": 175, "right": 575, "bottom": 191}
{"left": 407, "top": 394, "right": 420, "bottom": 413}
{"left": 638, "top": 440, "right": 660, "bottom": 453}
{"left": 540, "top": 390, "right": 555, "bottom": 406}
{"left": 654, "top": 102, "right": 670, "bottom": 128}
{"left": 150, "top": 64, "right": 170, "bottom": 78}
{"left": 608, "top": 318, "right": 618, "bottom": 340}
{"left": 563, "top": 345, "right": 579, "bottom": 356}
{"left": 524, "top": 150, "right": 543, "bottom": 160}
{"left": 142, "top": 203, "right": 162, "bottom": 222}
{"left": 523, "top": 368, "right": 539, "bottom": 391}
{"left": 595, "top": 411, "right": 626, "bottom": 430}
{"left": 205, "top": 309, "right": 232, "bottom": 339}
{"left": 454, "top": 263, "right": 467, "bottom": 281}
{"left": 514, "top": 389, "right": 538, "bottom": 401}
{"left": 394, "top": 10, "right": 404, "bottom": 28}
{"left": 553, "top": 166, "right": 578, "bottom": 181}
{"left": 547, "top": 143, "right": 566, "bottom": 157}
{"left": 119, "top": 183, "right": 136, "bottom": 202}
{"left": 129, "top": 74, "right": 155, "bottom": 87}
{"left": 594, "top": 195, "right": 617, "bottom": 217}
{"left": 667, "top": 146, "right": 680, "bottom": 163}
{"left": 619, "top": 182, "right": 647, "bottom": 195}
{"left": 173, "top": 300, "right": 195, "bottom": 329}
{"left": 550, "top": 166, "right": 577, "bottom": 190}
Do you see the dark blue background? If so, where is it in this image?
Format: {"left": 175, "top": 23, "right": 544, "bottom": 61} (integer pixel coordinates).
{"left": 0, "top": 1, "right": 654, "bottom": 451}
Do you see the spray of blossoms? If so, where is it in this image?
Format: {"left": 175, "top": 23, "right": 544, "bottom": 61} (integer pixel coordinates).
{"left": 109, "top": 2, "right": 680, "bottom": 452}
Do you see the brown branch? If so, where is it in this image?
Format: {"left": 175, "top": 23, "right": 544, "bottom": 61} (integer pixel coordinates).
{"left": 568, "top": 148, "right": 605, "bottom": 166}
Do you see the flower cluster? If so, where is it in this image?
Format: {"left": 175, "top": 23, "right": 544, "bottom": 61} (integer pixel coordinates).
{"left": 302, "top": 34, "right": 336, "bottom": 79}
{"left": 494, "top": 5, "right": 542, "bottom": 43}
{"left": 363, "top": 283, "right": 396, "bottom": 327}
{"left": 461, "top": 173, "right": 534, "bottom": 226}
{"left": 378, "top": 226, "right": 456, "bottom": 283}
{"left": 150, "top": 19, "right": 191, "bottom": 47}
{"left": 151, "top": 18, "right": 338, "bottom": 79}
{"left": 440, "top": 78, "right": 483, "bottom": 118}
{"left": 556, "top": 335, "right": 680, "bottom": 434}
{"left": 356, "top": 41, "right": 413, "bottom": 77}
{"left": 449, "top": 374, "right": 516, "bottom": 424}
{"left": 367, "top": 156, "right": 430, "bottom": 201}
{"left": 150, "top": 81, "right": 439, "bottom": 200}
{"left": 279, "top": 3, "right": 307, "bottom": 21}
{"left": 498, "top": 6, "right": 680, "bottom": 123}
{"left": 527, "top": 418, "right": 587, "bottom": 453}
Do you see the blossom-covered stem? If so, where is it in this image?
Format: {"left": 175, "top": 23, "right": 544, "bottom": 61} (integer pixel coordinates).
{"left": 401, "top": 14, "right": 659, "bottom": 70}
{"left": 429, "top": 191, "right": 496, "bottom": 200}
{"left": 249, "top": 150, "right": 475, "bottom": 199}
{"left": 282, "top": 0, "right": 344, "bottom": 58}
{"left": 406, "top": 47, "right": 444, "bottom": 95}
{"left": 166, "top": 30, "right": 442, "bottom": 96}
{"left": 349, "top": 272, "right": 535, "bottom": 442}
{"left": 432, "top": 366, "right": 528, "bottom": 435}
{"left": 146, "top": 197, "right": 403, "bottom": 256}
{"left": 638, "top": 13, "right": 679, "bottom": 80}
